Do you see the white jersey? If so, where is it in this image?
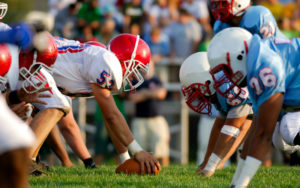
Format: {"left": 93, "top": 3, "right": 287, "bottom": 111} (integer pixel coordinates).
{"left": 0, "top": 22, "right": 10, "bottom": 31}
{"left": 0, "top": 95, "right": 35, "bottom": 155}
{"left": 53, "top": 37, "right": 123, "bottom": 97}
{"left": 16, "top": 68, "right": 71, "bottom": 114}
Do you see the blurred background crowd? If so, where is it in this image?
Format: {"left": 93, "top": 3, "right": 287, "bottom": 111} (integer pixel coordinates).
{"left": 3, "top": 0, "right": 300, "bottom": 166}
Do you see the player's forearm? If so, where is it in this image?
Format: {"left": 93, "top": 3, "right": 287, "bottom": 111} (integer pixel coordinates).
{"left": 104, "top": 119, "right": 128, "bottom": 154}
{"left": 200, "top": 117, "right": 225, "bottom": 169}
{"left": 104, "top": 111, "right": 134, "bottom": 147}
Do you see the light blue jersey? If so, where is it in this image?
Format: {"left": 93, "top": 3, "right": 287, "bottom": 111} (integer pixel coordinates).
{"left": 247, "top": 35, "right": 300, "bottom": 115}
{"left": 212, "top": 5, "right": 285, "bottom": 115}
{"left": 214, "top": 89, "right": 251, "bottom": 115}
{"left": 214, "top": 6, "right": 286, "bottom": 39}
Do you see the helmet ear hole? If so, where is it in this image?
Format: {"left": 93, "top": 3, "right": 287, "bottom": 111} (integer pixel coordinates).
{"left": 237, "top": 55, "right": 243, "bottom": 61}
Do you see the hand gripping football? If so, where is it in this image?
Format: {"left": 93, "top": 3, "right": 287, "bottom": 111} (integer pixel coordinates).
{"left": 115, "top": 158, "right": 161, "bottom": 175}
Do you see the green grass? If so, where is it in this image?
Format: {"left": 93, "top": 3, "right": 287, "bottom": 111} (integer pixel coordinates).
{"left": 29, "top": 164, "right": 300, "bottom": 188}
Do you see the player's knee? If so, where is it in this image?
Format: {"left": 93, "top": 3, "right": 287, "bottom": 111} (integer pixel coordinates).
{"left": 256, "top": 128, "right": 274, "bottom": 142}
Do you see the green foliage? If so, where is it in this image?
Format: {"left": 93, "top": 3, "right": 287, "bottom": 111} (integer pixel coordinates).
{"left": 29, "top": 164, "right": 300, "bottom": 188}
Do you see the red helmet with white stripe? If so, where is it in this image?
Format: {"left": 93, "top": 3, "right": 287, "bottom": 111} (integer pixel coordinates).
{"left": 0, "top": 44, "right": 11, "bottom": 92}
{"left": 19, "top": 32, "right": 58, "bottom": 93}
{"left": 108, "top": 34, "right": 151, "bottom": 92}
{"left": 211, "top": 0, "right": 250, "bottom": 22}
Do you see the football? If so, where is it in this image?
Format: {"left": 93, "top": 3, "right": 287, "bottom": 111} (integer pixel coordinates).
{"left": 115, "top": 158, "right": 161, "bottom": 175}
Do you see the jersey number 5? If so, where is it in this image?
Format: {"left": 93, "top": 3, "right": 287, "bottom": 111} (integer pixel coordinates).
{"left": 249, "top": 67, "right": 277, "bottom": 95}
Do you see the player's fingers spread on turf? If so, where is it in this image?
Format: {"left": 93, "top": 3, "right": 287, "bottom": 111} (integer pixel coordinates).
{"left": 149, "top": 160, "right": 156, "bottom": 174}
{"left": 145, "top": 161, "right": 151, "bottom": 174}
{"left": 155, "top": 160, "right": 161, "bottom": 171}
{"left": 140, "top": 161, "right": 145, "bottom": 174}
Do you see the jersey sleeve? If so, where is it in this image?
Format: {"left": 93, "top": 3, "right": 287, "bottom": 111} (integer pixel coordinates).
{"left": 247, "top": 36, "right": 286, "bottom": 115}
{"left": 213, "top": 20, "right": 231, "bottom": 34}
{"left": 242, "top": 6, "right": 280, "bottom": 39}
{"left": 85, "top": 49, "right": 123, "bottom": 91}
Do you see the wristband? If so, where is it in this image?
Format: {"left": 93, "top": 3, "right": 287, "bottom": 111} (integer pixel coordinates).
{"left": 127, "top": 140, "right": 143, "bottom": 156}
{"left": 119, "top": 151, "right": 130, "bottom": 164}
{"left": 203, "top": 153, "right": 222, "bottom": 172}
{"left": 8, "top": 90, "right": 22, "bottom": 104}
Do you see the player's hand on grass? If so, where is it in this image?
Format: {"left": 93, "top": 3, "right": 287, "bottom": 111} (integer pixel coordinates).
{"left": 196, "top": 165, "right": 204, "bottom": 173}
{"left": 134, "top": 151, "right": 161, "bottom": 174}
{"left": 17, "top": 86, "right": 52, "bottom": 105}
{"left": 198, "top": 169, "right": 214, "bottom": 177}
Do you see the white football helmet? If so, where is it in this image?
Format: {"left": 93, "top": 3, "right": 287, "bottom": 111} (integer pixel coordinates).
{"left": 0, "top": 2, "right": 7, "bottom": 19}
{"left": 211, "top": 0, "right": 251, "bottom": 22}
{"left": 179, "top": 52, "right": 216, "bottom": 115}
{"left": 207, "top": 27, "right": 252, "bottom": 99}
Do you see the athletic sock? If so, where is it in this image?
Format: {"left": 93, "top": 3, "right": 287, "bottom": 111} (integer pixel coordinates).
{"left": 83, "top": 158, "right": 96, "bottom": 169}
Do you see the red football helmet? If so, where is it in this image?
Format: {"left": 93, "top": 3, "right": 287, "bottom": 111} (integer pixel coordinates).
{"left": 211, "top": 0, "right": 251, "bottom": 22}
{"left": 0, "top": 44, "right": 12, "bottom": 92}
{"left": 108, "top": 34, "right": 151, "bottom": 92}
{"left": 19, "top": 32, "right": 58, "bottom": 93}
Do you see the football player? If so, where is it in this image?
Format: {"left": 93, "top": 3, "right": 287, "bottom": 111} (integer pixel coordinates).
{"left": 207, "top": 27, "right": 300, "bottom": 187}
{"left": 206, "top": 0, "right": 284, "bottom": 181}
{"left": 211, "top": 0, "right": 286, "bottom": 38}
{"left": 17, "top": 33, "right": 97, "bottom": 170}
{"left": 179, "top": 52, "right": 253, "bottom": 177}
{"left": 0, "top": 43, "right": 36, "bottom": 187}
{"left": 23, "top": 34, "right": 160, "bottom": 174}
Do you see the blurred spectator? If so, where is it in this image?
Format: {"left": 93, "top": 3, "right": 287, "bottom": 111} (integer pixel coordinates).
{"left": 129, "top": 22, "right": 142, "bottom": 35}
{"left": 259, "top": 0, "right": 285, "bottom": 24}
{"left": 144, "top": 27, "right": 170, "bottom": 63}
{"left": 48, "top": 0, "right": 76, "bottom": 17}
{"left": 168, "top": 0, "right": 180, "bottom": 20}
{"left": 98, "top": 0, "right": 118, "bottom": 9}
{"left": 180, "top": 0, "right": 212, "bottom": 35}
{"left": 144, "top": 0, "right": 171, "bottom": 34}
{"left": 128, "top": 62, "right": 170, "bottom": 166}
{"left": 279, "top": 0, "right": 294, "bottom": 4}
{"left": 77, "top": 0, "right": 101, "bottom": 34}
{"left": 96, "top": 18, "right": 119, "bottom": 44}
{"left": 77, "top": 25, "right": 98, "bottom": 43}
{"left": 281, "top": 0, "right": 300, "bottom": 37}
{"left": 53, "top": 2, "right": 81, "bottom": 39}
{"left": 122, "top": 0, "right": 145, "bottom": 32}
{"left": 166, "top": 8, "right": 202, "bottom": 59}
{"left": 100, "top": 4, "right": 124, "bottom": 32}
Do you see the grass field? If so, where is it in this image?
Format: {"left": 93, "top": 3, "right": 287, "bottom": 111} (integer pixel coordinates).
{"left": 29, "top": 164, "right": 300, "bottom": 188}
